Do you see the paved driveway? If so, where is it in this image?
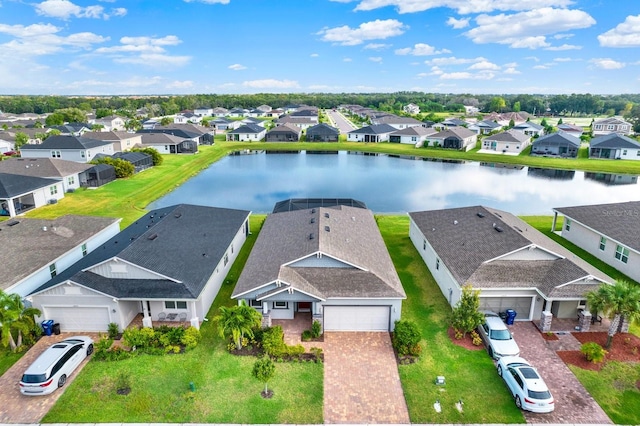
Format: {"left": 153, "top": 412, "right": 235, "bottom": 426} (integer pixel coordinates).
{"left": 323, "top": 332, "right": 410, "bottom": 424}
{"left": 510, "top": 322, "right": 612, "bottom": 424}
{"left": 0, "top": 333, "right": 97, "bottom": 423}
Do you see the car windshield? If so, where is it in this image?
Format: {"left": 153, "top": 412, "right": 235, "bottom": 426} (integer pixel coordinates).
{"left": 528, "top": 389, "right": 552, "bottom": 400}
{"left": 21, "top": 374, "right": 47, "bottom": 383}
{"left": 490, "top": 329, "right": 512, "bottom": 340}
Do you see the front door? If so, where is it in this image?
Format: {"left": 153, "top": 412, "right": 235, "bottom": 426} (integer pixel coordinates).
{"left": 297, "top": 302, "right": 311, "bottom": 312}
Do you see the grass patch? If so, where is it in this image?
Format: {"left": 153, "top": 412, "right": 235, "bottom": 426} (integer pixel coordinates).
{"left": 569, "top": 362, "right": 640, "bottom": 425}
{"left": 42, "top": 215, "right": 323, "bottom": 424}
{"left": 0, "top": 347, "right": 25, "bottom": 376}
{"left": 377, "top": 215, "right": 523, "bottom": 424}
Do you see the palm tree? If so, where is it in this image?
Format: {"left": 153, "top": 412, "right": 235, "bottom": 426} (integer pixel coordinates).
{"left": 215, "top": 301, "right": 262, "bottom": 350}
{"left": 0, "top": 291, "right": 41, "bottom": 351}
{"left": 587, "top": 280, "right": 640, "bottom": 349}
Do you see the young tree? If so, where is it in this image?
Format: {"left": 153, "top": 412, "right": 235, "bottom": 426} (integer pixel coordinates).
{"left": 160, "top": 116, "right": 172, "bottom": 126}
{"left": 14, "top": 132, "right": 29, "bottom": 151}
{"left": 587, "top": 281, "right": 640, "bottom": 349}
{"left": 252, "top": 356, "right": 275, "bottom": 396}
{"left": 0, "top": 291, "right": 41, "bottom": 351}
{"left": 215, "top": 301, "right": 261, "bottom": 350}
{"left": 450, "top": 284, "right": 485, "bottom": 338}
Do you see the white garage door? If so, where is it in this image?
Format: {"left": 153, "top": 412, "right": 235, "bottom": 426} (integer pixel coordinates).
{"left": 480, "top": 297, "right": 533, "bottom": 320}
{"left": 323, "top": 306, "right": 390, "bottom": 331}
{"left": 43, "top": 306, "right": 111, "bottom": 332}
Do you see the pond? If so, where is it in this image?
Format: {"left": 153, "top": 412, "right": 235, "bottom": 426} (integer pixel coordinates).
{"left": 148, "top": 151, "right": 640, "bottom": 215}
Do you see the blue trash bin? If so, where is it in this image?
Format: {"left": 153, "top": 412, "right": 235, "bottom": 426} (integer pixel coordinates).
{"left": 41, "top": 319, "right": 54, "bottom": 336}
{"left": 505, "top": 309, "right": 517, "bottom": 325}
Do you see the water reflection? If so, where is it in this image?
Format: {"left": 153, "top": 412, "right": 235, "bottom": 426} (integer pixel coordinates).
{"left": 148, "top": 151, "right": 640, "bottom": 214}
{"left": 584, "top": 173, "right": 639, "bottom": 186}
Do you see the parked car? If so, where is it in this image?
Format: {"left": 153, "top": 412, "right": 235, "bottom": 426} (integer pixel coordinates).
{"left": 477, "top": 313, "right": 520, "bottom": 359}
{"left": 496, "top": 356, "right": 555, "bottom": 413}
{"left": 19, "top": 336, "right": 94, "bottom": 396}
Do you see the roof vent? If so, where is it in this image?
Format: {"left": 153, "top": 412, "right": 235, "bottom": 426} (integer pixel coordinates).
{"left": 174, "top": 213, "right": 182, "bottom": 218}
{"left": 325, "top": 226, "right": 330, "bottom": 232}
{"left": 311, "top": 208, "right": 316, "bottom": 213}
{"left": 476, "top": 212, "right": 485, "bottom": 218}
{"left": 494, "top": 226, "right": 504, "bottom": 233}
{"left": 453, "top": 220, "right": 458, "bottom": 225}
{"left": 147, "top": 233, "right": 158, "bottom": 240}
{"left": 324, "top": 212, "right": 330, "bottom": 218}
{"left": 309, "top": 233, "right": 315, "bottom": 240}
{"left": 310, "top": 217, "right": 315, "bottom": 224}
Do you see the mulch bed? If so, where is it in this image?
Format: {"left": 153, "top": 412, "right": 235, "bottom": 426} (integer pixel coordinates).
{"left": 447, "top": 327, "right": 484, "bottom": 351}
{"left": 557, "top": 332, "right": 640, "bottom": 371}
{"left": 538, "top": 329, "right": 559, "bottom": 341}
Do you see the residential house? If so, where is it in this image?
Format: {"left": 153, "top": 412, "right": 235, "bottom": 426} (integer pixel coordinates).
{"left": 174, "top": 112, "right": 202, "bottom": 124}
{"left": 265, "top": 108, "right": 285, "bottom": 118}
{"left": 83, "top": 131, "right": 143, "bottom": 153}
{"left": 0, "top": 173, "right": 64, "bottom": 217}
{"left": 29, "top": 204, "right": 251, "bottom": 332}
{"left": 211, "top": 107, "right": 229, "bottom": 117}
{"left": 50, "top": 123, "right": 91, "bottom": 136}
{"left": 20, "top": 135, "right": 115, "bottom": 163}
{"left": 483, "top": 112, "right": 529, "bottom": 127}
{"left": 425, "top": 127, "right": 477, "bottom": 151}
{"left": 464, "top": 105, "right": 480, "bottom": 115}
{"left": 530, "top": 132, "right": 580, "bottom": 158}
{"left": 552, "top": 201, "right": 640, "bottom": 285}
{"left": 409, "top": 206, "right": 611, "bottom": 331}
{"left": 210, "top": 117, "right": 240, "bottom": 132}
{"left": 226, "top": 124, "right": 266, "bottom": 141}
{"left": 403, "top": 103, "right": 420, "bottom": 115}
{"left": 138, "top": 132, "right": 198, "bottom": 154}
{"left": 256, "top": 105, "right": 272, "bottom": 113}
{"left": 589, "top": 134, "right": 640, "bottom": 160}
{"left": 137, "top": 124, "right": 214, "bottom": 145}
{"left": 0, "top": 158, "right": 92, "bottom": 193}
{"left": 389, "top": 126, "right": 437, "bottom": 146}
{"left": 372, "top": 115, "right": 424, "bottom": 130}
{"left": 194, "top": 107, "right": 214, "bottom": 117}
{"left": 241, "top": 117, "right": 266, "bottom": 127}
{"left": 290, "top": 108, "right": 319, "bottom": 122}
{"left": 512, "top": 121, "right": 545, "bottom": 138}
{"left": 592, "top": 117, "right": 632, "bottom": 136}
{"left": 228, "top": 108, "right": 248, "bottom": 117}
{"left": 93, "top": 115, "right": 126, "bottom": 132}
{"left": 433, "top": 118, "right": 468, "bottom": 130}
{"left": 247, "top": 109, "right": 265, "bottom": 118}
{"left": 232, "top": 203, "right": 406, "bottom": 332}
{"left": 347, "top": 124, "right": 397, "bottom": 143}
{"left": 480, "top": 130, "right": 531, "bottom": 155}
{"left": 276, "top": 116, "right": 316, "bottom": 130}
{"left": 557, "top": 123, "right": 584, "bottom": 138}
{"left": 468, "top": 120, "right": 502, "bottom": 135}
{"left": 306, "top": 123, "right": 340, "bottom": 142}
{"left": 142, "top": 119, "right": 158, "bottom": 130}
{"left": 265, "top": 124, "right": 301, "bottom": 142}
{"left": 1, "top": 215, "right": 120, "bottom": 297}
{"left": 0, "top": 131, "right": 15, "bottom": 152}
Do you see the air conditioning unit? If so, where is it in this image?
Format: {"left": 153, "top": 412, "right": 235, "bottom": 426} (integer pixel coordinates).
{"left": 48, "top": 199, "right": 58, "bottom": 204}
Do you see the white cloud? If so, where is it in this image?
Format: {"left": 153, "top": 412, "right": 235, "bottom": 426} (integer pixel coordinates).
{"left": 395, "top": 43, "right": 450, "bottom": 56}
{"left": 343, "top": 57, "right": 353, "bottom": 62}
{"left": 598, "top": 15, "right": 640, "bottom": 48}
{"left": 533, "top": 64, "right": 550, "bottom": 69}
{"left": 115, "top": 53, "right": 191, "bottom": 67}
{"left": 503, "top": 67, "right": 520, "bottom": 74}
{"left": 0, "top": 23, "right": 108, "bottom": 57}
{"left": 425, "top": 56, "right": 486, "bottom": 66}
{"left": 317, "top": 19, "right": 406, "bottom": 46}
{"left": 553, "top": 57, "right": 573, "bottom": 62}
{"left": 464, "top": 8, "right": 595, "bottom": 48}
{"left": 184, "top": 0, "right": 230, "bottom": 3}
{"left": 349, "top": 0, "right": 574, "bottom": 14}
{"left": 553, "top": 33, "right": 574, "bottom": 39}
{"left": 364, "top": 43, "right": 390, "bottom": 50}
{"left": 369, "top": 56, "right": 383, "bottom": 62}
{"left": 34, "top": 0, "right": 127, "bottom": 19}
{"left": 228, "top": 63, "right": 247, "bottom": 70}
{"left": 590, "top": 58, "right": 625, "bottom": 70}
{"left": 440, "top": 71, "right": 495, "bottom": 80}
{"left": 447, "top": 17, "right": 469, "bottom": 29}
{"left": 310, "top": 53, "right": 319, "bottom": 57}
{"left": 525, "top": 56, "right": 540, "bottom": 62}
{"left": 95, "top": 35, "right": 189, "bottom": 67}
{"left": 167, "top": 80, "right": 194, "bottom": 89}
{"left": 544, "top": 43, "right": 581, "bottom": 50}
{"left": 468, "top": 60, "right": 499, "bottom": 70}
{"left": 242, "top": 79, "right": 300, "bottom": 89}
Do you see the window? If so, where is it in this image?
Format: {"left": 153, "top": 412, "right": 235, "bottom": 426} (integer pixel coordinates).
{"left": 599, "top": 237, "right": 606, "bottom": 251}
{"left": 231, "top": 244, "right": 234, "bottom": 254}
{"left": 615, "top": 245, "right": 629, "bottom": 264}
{"left": 50, "top": 186, "right": 58, "bottom": 195}
{"left": 623, "top": 149, "right": 628, "bottom": 156}
{"left": 51, "top": 150, "right": 61, "bottom": 158}
{"left": 164, "top": 301, "right": 188, "bottom": 309}
{"left": 423, "top": 239, "right": 426, "bottom": 250}
{"left": 81, "top": 243, "right": 87, "bottom": 256}
{"left": 274, "top": 301, "right": 288, "bottom": 309}
{"left": 436, "top": 258, "right": 440, "bottom": 270}
{"left": 176, "top": 301, "right": 187, "bottom": 309}
{"left": 411, "top": 137, "right": 417, "bottom": 142}
{"left": 67, "top": 176, "right": 75, "bottom": 185}
{"left": 607, "top": 125, "right": 615, "bottom": 130}
{"left": 80, "top": 151, "right": 85, "bottom": 158}
{"left": 250, "top": 299, "right": 262, "bottom": 308}
{"left": 565, "top": 218, "right": 571, "bottom": 231}
{"left": 49, "top": 263, "right": 57, "bottom": 278}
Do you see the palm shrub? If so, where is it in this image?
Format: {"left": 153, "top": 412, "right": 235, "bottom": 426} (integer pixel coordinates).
{"left": 215, "top": 301, "right": 262, "bottom": 350}
{"left": 392, "top": 320, "right": 422, "bottom": 357}
{"left": 0, "top": 290, "right": 41, "bottom": 352}
{"left": 587, "top": 280, "right": 640, "bottom": 349}
{"left": 450, "top": 284, "right": 485, "bottom": 338}
{"left": 581, "top": 342, "right": 607, "bottom": 363}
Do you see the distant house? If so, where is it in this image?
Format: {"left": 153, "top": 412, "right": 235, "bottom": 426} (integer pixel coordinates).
{"left": 241, "top": 117, "right": 266, "bottom": 127}
{"left": 553, "top": 201, "right": 640, "bottom": 285}
{"left": 0, "top": 158, "right": 92, "bottom": 193}
{"left": 1, "top": 215, "right": 120, "bottom": 297}
{"left": 468, "top": 120, "right": 502, "bottom": 135}
{"left": 211, "top": 107, "right": 229, "bottom": 117}
{"left": 589, "top": 134, "right": 640, "bottom": 160}
{"left": 306, "top": 123, "right": 340, "bottom": 142}
{"left": 137, "top": 124, "right": 214, "bottom": 145}
{"left": 592, "top": 117, "right": 632, "bottom": 136}
{"left": 174, "top": 112, "right": 202, "bottom": 124}
{"left": 194, "top": 107, "right": 213, "bottom": 117}
{"left": 226, "top": 124, "right": 266, "bottom": 141}
{"left": 425, "top": 127, "right": 477, "bottom": 151}
{"left": 480, "top": 130, "right": 531, "bottom": 155}
{"left": 372, "top": 115, "right": 424, "bottom": 130}
{"left": 347, "top": 124, "right": 397, "bottom": 142}
{"left": 29, "top": 204, "right": 251, "bottom": 332}
{"left": 276, "top": 116, "right": 316, "bottom": 130}
{"left": 0, "top": 131, "right": 15, "bottom": 152}
{"left": 409, "top": 205, "right": 611, "bottom": 331}
{"left": 464, "top": 105, "right": 479, "bottom": 115}
{"left": 232, "top": 204, "right": 405, "bottom": 332}
{"left": 290, "top": 108, "right": 319, "bottom": 122}
{"left": 483, "top": 112, "right": 529, "bottom": 127}
{"left": 389, "top": 126, "right": 436, "bottom": 145}
{"left": 557, "top": 123, "right": 584, "bottom": 138}
{"left": 93, "top": 115, "right": 126, "bottom": 132}
{"left": 228, "top": 108, "right": 248, "bottom": 118}
{"left": 265, "top": 124, "right": 301, "bottom": 142}
{"left": 433, "top": 118, "right": 468, "bottom": 130}
{"left": 403, "top": 103, "right": 420, "bottom": 115}
{"left": 83, "top": 131, "right": 142, "bottom": 152}
{"left": 142, "top": 119, "right": 158, "bottom": 130}
{"left": 530, "top": 132, "right": 580, "bottom": 158}
{"left": 210, "top": 117, "right": 240, "bottom": 132}
{"left": 50, "top": 122, "right": 91, "bottom": 136}
{"left": 512, "top": 121, "right": 544, "bottom": 138}
{"left": 0, "top": 173, "right": 64, "bottom": 217}
{"left": 20, "top": 135, "right": 115, "bottom": 163}
{"left": 139, "top": 132, "right": 198, "bottom": 154}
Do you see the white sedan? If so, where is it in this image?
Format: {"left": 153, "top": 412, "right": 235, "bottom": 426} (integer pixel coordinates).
{"left": 496, "top": 356, "right": 555, "bottom": 413}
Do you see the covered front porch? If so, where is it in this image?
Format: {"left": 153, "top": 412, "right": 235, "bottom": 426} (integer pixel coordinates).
{"left": 120, "top": 299, "right": 202, "bottom": 330}
{"left": 272, "top": 312, "right": 324, "bottom": 351}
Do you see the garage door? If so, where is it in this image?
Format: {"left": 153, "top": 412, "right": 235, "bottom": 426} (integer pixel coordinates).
{"left": 43, "top": 306, "right": 111, "bottom": 332}
{"left": 480, "top": 297, "right": 533, "bottom": 320}
{"left": 323, "top": 306, "right": 390, "bottom": 331}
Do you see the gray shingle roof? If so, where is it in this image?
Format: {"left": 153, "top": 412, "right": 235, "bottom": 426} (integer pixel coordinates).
{"left": 554, "top": 201, "right": 640, "bottom": 253}
{"left": 228, "top": 124, "right": 264, "bottom": 134}
{"left": 139, "top": 133, "right": 185, "bottom": 145}
{"left": 390, "top": 126, "right": 437, "bottom": 137}
{"left": 348, "top": 124, "right": 397, "bottom": 135}
{"left": 430, "top": 126, "right": 476, "bottom": 140}
{"left": 0, "top": 173, "right": 59, "bottom": 198}
{"left": 532, "top": 132, "right": 580, "bottom": 148}
{"left": 590, "top": 134, "right": 640, "bottom": 149}
{"left": 513, "top": 122, "right": 543, "bottom": 131}
{"left": 21, "top": 135, "right": 112, "bottom": 150}
{"left": 306, "top": 123, "right": 340, "bottom": 136}
{"left": 485, "top": 130, "right": 531, "bottom": 144}
{"left": 0, "top": 158, "right": 92, "bottom": 178}
{"left": 232, "top": 205, "right": 405, "bottom": 300}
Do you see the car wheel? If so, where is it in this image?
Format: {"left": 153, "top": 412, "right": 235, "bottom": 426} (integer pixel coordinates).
{"left": 497, "top": 364, "right": 503, "bottom": 377}
{"left": 515, "top": 395, "right": 522, "bottom": 409}
{"left": 58, "top": 374, "right": 67, "bottom": 388}
{"left": 86, "top": 343, "right": 94, "bottom": 356}
{"left": 488, "top": 346, "right": 494, "bottom": 359}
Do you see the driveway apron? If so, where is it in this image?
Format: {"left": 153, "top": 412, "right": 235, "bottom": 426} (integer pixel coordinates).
{"left": 510, "top": 322, "right": 612, "bottom": 424}
{"left": 323, "top": 331, "right": 410, "bottom": 424}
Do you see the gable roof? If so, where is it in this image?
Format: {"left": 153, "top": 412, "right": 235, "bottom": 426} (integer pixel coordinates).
{"left": 484, "top": 130, "right": 531, "bottom": 144}
{"left": 228, "top": 124, "right": 265, "bottom": 134}
{"left": 50, "top": 122, "right": 90, "bottom": 133}
{"left": 557, "top": 123, "right": 583, "bottom": 132}
{"left": 0, "top": 173, "right": 59, "bottom": 198}
{"left": 268, "top": 124, "right": 301, "bottom": 135}
{"left": 513, "top": 121, "right": 543, "bottom": 131}
{"left": 532, "top": 132, "right": 580, "bottom": 147}
{"left": 232, "top": 205, "right": 405, "bottom": 300}
{"left": 139, "top": 132, "right": 186, "bottom": 145}
{"left": 375, "top": 115, "right": 423, "bottom": 125}
{"left": 390, "top": 126, "right": 437, "bottom": 137}
{"left": 31, "top": 204, "right": 251, "bottom": 299}
{"left": 593, "top": 117, "right": 631, "bottom": 126}
{"left": 0, "top": 158, "right": 92, "bottom": 178}
{"left": 348, "top": 124, "right": 397, "bottom": 135}
{"left": 430, "top": 126, "right": 476, "bottom": 140}
{"left": 472, "top": 120, "right": 502, "bottom": 129}
{"left": 306, "top": 123, "right": 340, "bottom": 136}
{"left": 21, "top": 135, "right": 112, "bottom": 151}
{"left": 83, "top": 131, "right": 141, "bottom": 141}
{"left": 554, "top": 201, "right": 640, "bottom": 253}
{"left": 590, "top": 134, "right": 640, "bottom": 149}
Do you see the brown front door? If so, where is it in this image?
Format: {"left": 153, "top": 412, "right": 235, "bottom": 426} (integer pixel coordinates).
{"left": 297, "top": 302, "right": 311, "bottom": 312}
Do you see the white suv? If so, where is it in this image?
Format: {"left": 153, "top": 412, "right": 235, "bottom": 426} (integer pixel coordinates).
{"left": 477, "top": 315, "right": 520, "bottom": 359}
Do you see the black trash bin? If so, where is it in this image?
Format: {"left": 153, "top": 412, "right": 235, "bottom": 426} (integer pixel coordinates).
{"left": 505, "top": 309, "right": 517, "bottom": 325}
{"left": 52, "top": 323, "right": 61, "bottom": 335}
{"left": 41, "top": 320, "right": 54, "bottom": 336}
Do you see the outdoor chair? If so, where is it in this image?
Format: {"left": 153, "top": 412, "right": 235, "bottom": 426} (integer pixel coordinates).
{"left": 179, "top": 312, "right": 187, "bottom": 322}
{"left": 158, "top": 312, "right": 167, "bottom": 321}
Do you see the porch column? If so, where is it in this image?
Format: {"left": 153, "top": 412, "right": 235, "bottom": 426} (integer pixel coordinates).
{"left": 142, "top": 301, "right": 152, "bottom": 328}
{"left": 539, "top": 301, "right": 553, "bottom": 332}
{"left": 551, "top": 211, "right": 558, "bottom": 233}
{"left": 578, "top": 310, "right": 592, "bottom": 332}
{"left": 189, "top": 301, "right": 199, "bottom": 330}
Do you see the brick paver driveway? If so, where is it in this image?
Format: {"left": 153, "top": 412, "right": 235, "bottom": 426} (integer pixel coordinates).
{"left": 323, "top": 332, "right": 410, "bottom": 424}
{"left": 0, "top": 333, "right": 97, "bottom": 423}
{"left": 510, "top": 322, "right": 612, "bottom": 424}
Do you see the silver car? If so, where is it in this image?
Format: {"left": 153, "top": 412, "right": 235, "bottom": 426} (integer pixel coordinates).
{"left": 497, "top": 356, "right": 555, "bottom": 413}
{"left": 477, "top": 315, "right": 520, "bottom": 359}
{"left": 19, "top": 336, "right": 94, "bottom": 396}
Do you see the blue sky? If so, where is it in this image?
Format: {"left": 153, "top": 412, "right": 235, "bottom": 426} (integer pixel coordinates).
{"left": 0, "top": 0, "right": 638, "bottom": 95}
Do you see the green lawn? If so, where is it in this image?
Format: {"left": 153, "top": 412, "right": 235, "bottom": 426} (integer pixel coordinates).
{"left": 377, "top": 215, "right": 524, "bottom": 424}
{"left": 0, "top": 347, "right": 24, "bottom": 376}
{"left": 42, "top": 215, "right": 324, "bottom": 424}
